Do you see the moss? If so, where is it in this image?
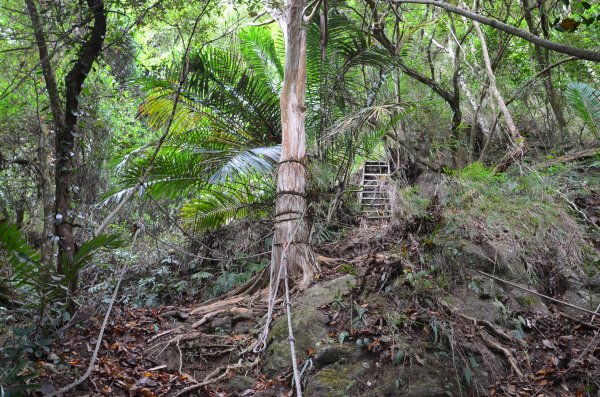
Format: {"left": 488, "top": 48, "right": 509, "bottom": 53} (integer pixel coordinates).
{"left": 516, "top": 294, "right": 536, "bottom": 307}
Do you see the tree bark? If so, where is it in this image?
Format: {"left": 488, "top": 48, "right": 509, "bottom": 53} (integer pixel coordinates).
{"left": 37, "top": 120, "right": 55, "bottom": 268}
{"left": 24, "top": 0, "right": 63, "bottom": 131}
{"left": 272, "top": 0, "right": 317, "bottom": 290}
{"left": 56, "top": 0, "right": 106, "bottom": 288}
{"left": 26, "top": 0, "right": 106, "bottom": 300}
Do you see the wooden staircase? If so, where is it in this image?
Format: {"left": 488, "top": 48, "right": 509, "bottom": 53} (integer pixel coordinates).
{"left": 359, "top": 161, "right": 391, "bottom": 219}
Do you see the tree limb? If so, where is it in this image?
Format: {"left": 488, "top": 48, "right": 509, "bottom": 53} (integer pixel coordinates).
{"left": 388, "top": 0, "right": 600, "bottom": 62}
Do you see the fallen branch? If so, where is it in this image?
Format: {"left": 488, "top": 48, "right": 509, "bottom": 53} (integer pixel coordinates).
{"left": 45, "top": 268, "right": 125, "bottom": 397}
{"left": 478, "top": 270, "right": 600, "bottom": 317}
{"left": 557, "top": 311, "right": 599, "bottom": 330}
{"left": 591, "top": 301, "right": 600, "bottom": 324}
{"left": 535, "top": 147, "right": 599, "bottom": 169}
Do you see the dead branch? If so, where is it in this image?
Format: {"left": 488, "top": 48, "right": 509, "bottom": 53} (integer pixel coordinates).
{"left": 534, "top": 148, "right": 599, "bottom": 169}
{"left": 478, "top": 270, "right": 600, "bottom": 317}
{"left": 45, "top": 268, "right": 125, "bottom": 397}
{"left": 557, "top": 311, "right": 600, "bottom": 330}
{"left": 478, "top": 330, "right": 525, "bottom": 380}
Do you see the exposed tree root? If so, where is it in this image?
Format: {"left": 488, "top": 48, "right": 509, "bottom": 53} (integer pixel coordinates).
{"left": 190, "top": 296, "right": 250, "bottom": 317}
{"left": 147, "top": 332, "right": 206, "bottom": 357}
{"left": 147, "top": 326, "right": 183, "bottom": 343}
{"left": 173, "top": 357, "right": 261, "bottom": 397}
{"left": 478, "top": 330, "right": 526, "bottom": 380}
{"left": 222, "top": 267, "right": 270, "bottom": 299}
{"left": 191, "top": 308, "right": 229, "bottom": 328}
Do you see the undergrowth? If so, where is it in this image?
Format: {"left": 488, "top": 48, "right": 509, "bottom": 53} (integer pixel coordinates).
{"left": 391, "top": 163, "right": 593, "bottom": 279}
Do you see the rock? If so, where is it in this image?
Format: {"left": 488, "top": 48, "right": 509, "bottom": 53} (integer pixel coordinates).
{"left": 442, "top": 293, "right": 503, "bottom": 325}
{"left": 415, "top": 171, "right": 448, "bottom": 199}
{"left": 306, "top": 359, "right": 458, "bottom": 397}
{"left": 233, "top": 320, "right": 255, "bottom": 334}
{"left": 221, "top": 375, "right": 255, "bottom": 393}
{"left": 253, "top": 387, "right": 286, "bottom": 397}
{"left": 452, "top": 239, "right": 523, "bottom": 276}
{"left": 47, "top": 352, "right": 60, "bottom": 364}
{"left": 306, "top": 363, "right": 364, "bottom": 396}
{"left": 209, "top": 315, "right": 231, "bottom": 331}
{"left": 263, "top": 275, "right": 356, "bottom": 375}
{"left": 561, "top": 289, "right": 600, "bottom": 318}
{"left": 300, "top": 274, "right": 356, "bottom": 308}
{"left": 314, "top": 343, "right": 357, "bottom": 367}
{"left": 510, "top": 289, "right": 550, "bottom": 315}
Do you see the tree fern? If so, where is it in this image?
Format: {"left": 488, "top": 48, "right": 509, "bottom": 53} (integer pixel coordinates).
{"left": 114, "top": 20, "right": 405, "bottom": 231}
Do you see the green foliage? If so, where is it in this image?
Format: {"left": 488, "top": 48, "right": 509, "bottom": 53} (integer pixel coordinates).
{"left": 62, "top": 234, "right": 124, "bottom": 285}
{"left": 0, "top": 326, "right": 50, "bottom": 395}
{"left": 207, "top": 260, "right": 267, "bottom": 298}
{"left": 0, "top": 223, "right": 41, "bottom": 291}
{"left": 109, "top": 31, "right": 285, "bottom": 231}
{"left": 0, "top": 221, "right": 123, "bottom": 314}
{"left": 435, "top": 168, "right": 588, "bottom": 278}
{"left": 565, "top": 82, "right": 600, "bottom": 136}
{"left": 446, "top": 162, "right": 506, "bottom": 183}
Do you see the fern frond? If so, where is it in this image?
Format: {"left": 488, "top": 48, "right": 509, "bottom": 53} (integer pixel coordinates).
{"left": 566, "top": 82, "right": 600, "bottom": 135}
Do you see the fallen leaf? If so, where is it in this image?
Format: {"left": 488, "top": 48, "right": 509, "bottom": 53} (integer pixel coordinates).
{"left": 542, "top": 339, "right": 556, "bottom": 350}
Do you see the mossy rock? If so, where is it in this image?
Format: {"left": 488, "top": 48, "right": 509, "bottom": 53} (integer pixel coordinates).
{"left": 263, "top": 275, "right": 356, "bottom": 376}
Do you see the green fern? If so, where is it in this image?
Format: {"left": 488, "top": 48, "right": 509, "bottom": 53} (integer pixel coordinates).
{"left": 565, "top": 82, "right": 599, "bottom": 136}
{"left": 0, "top": 222, "right": 41, "bottom": 290}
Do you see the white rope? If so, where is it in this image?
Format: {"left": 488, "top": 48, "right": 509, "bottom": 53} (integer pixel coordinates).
{"left": 252, "top": 204, "right": 312, "bottom": 397}
{"left": 253, "top": 204, "right": 310, "bottom": 354}
{"left": 283, "top": 258, "right": 303, "bottom": 397}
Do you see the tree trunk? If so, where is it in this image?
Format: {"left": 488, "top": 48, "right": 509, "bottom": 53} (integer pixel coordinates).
{"left": 521, "top": 0, "right": 567, "bottom": 143}
{"left": 272, "top": 0, "right": 316, "bottom": 290}
{"left": 58, "top": 0, "right": 106, "bottom": 300}
{"left": 473, "top": 22, "right": 525, "bottom": 172}
{"left": 27, "top": 0, "right": 106, "bottom": 306}
{"left": 37, "top": 121, "right": 54, "bottom": 268}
